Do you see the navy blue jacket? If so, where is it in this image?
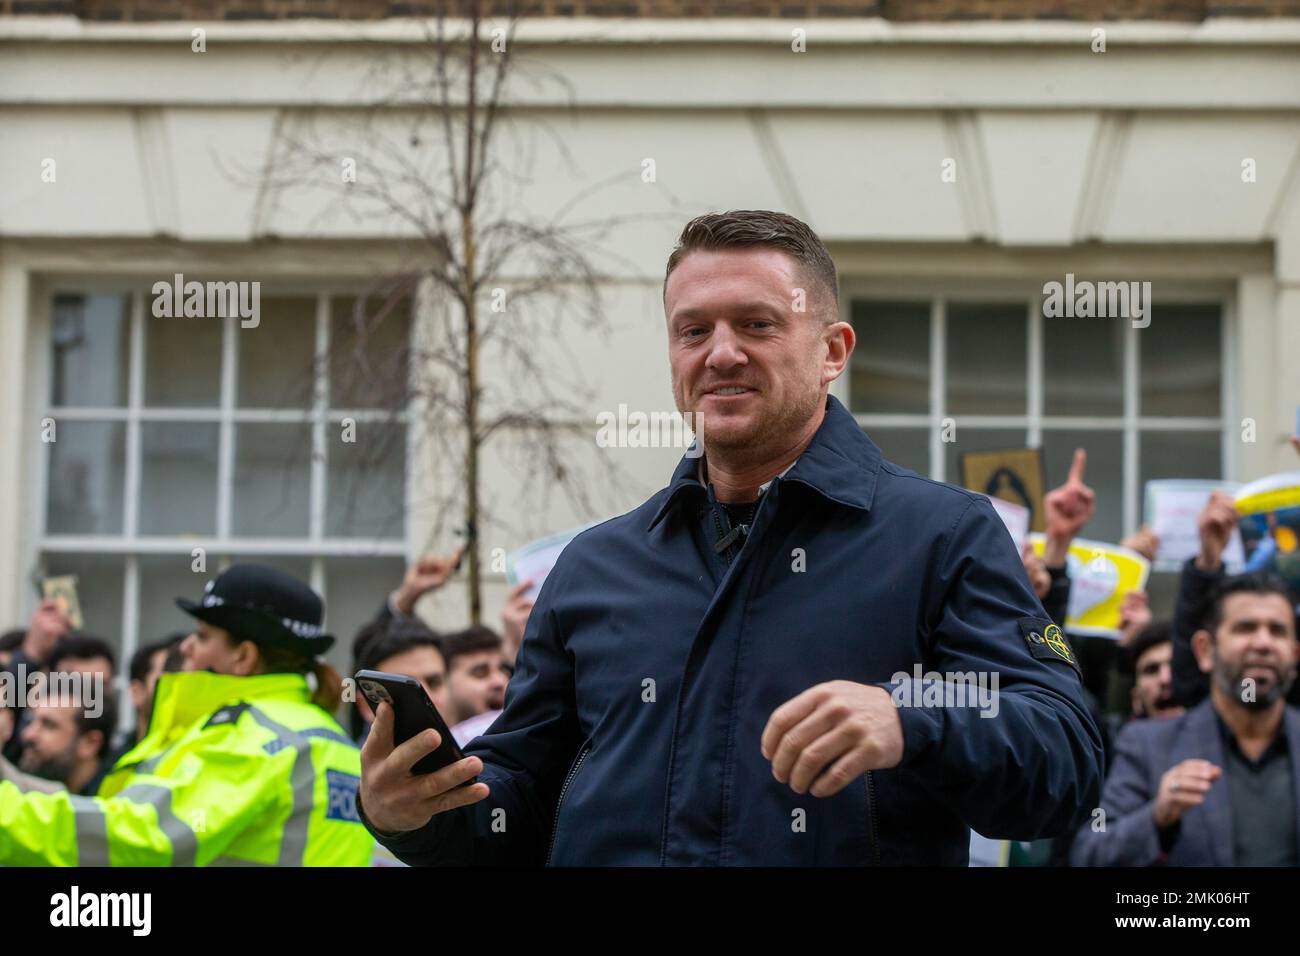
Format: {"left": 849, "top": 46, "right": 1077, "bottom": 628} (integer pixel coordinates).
{"left": 368, "top": 396, "right": 1104, "bottom": 865}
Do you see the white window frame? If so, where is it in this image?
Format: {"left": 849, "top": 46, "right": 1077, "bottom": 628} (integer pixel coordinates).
{"left": 834, "top": 277, "right": 1237, "bottom": 537}
{"left": 35, "top": 281, "right": 413, "bottom": 726}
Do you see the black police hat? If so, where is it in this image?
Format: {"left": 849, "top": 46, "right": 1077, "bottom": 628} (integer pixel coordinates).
{"left": 176, "top": 563, "right": 334, "bottom": 657}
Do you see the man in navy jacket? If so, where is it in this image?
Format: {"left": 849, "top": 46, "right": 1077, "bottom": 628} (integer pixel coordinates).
{"left": 359, "top": 209, "right": 1104, "bottom": 865}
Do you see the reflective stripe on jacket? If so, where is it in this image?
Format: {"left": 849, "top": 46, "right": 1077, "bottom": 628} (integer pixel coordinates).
{"left": 0, "top": 671, "right": 372, "bottom": 866}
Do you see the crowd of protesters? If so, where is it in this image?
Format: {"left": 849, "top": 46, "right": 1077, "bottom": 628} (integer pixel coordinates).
{"left": 1, "top": 437, "right": 1297, "bottom": 866}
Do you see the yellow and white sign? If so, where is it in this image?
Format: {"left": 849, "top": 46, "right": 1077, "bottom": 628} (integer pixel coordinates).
{"left": 1027, "top": 534, "right": 1150, "bottom": 639}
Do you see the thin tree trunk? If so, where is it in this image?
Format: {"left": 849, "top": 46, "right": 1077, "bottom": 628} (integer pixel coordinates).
{"left": 462, "top": 0, "right": 483, "bottom": 626}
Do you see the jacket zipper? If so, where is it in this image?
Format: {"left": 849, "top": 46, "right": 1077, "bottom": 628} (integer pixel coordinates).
{"left": 545, "top": 739, "right": 592, "bottom": 866}
{"left": 864, "top": 771, "right": 881, "bottom": 865}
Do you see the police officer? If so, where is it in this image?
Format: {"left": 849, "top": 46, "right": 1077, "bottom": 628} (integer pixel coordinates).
{"left": 0, "top": 564, "right": 373, "bottom": 866}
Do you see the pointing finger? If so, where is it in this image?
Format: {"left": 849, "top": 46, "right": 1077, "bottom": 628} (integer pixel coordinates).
{"left": 1068, "top": 448, "right": 1088, "bottom": 485}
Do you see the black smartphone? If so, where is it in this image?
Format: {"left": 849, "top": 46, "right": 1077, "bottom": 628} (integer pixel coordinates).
{"left": 355, "top": 670, "right": 473, "bottom": 778}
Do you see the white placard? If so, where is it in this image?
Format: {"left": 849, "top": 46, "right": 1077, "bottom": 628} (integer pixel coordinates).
{"left": 984, "top": 495, "right": 1029, "bottom": 552}
{"left": 1144, "top": 480, "right": 1244, "bottom": 572}
{"left": 505, "top": 521, "right": 603, "bottom": 602}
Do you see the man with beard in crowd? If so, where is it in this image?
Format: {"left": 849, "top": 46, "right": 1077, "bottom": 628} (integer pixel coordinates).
{"left": 17, "top": 695, "right": 118, "bottom": 796}
{"left": 1072, "top": 573, "right": 1300, "bottom": 865}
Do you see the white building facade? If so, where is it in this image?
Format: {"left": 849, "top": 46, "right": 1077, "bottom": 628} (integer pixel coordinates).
{"left": 1, "top": 16, "right": 1298, "bottom": 690}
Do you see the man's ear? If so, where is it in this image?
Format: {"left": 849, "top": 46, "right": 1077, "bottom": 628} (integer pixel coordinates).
{"left": 821, "top": 320, "right": 854, "bottom": 386}
{"left": 1192, "top": 629, "right": 1215, "bottom": 674}
{"left": 77, "top": 728, "right": 104, "bottom": 762}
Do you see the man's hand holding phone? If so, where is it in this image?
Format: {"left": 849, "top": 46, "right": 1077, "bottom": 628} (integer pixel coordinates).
{"left": 359, "top": 701, "right": 490, "bottom": 835}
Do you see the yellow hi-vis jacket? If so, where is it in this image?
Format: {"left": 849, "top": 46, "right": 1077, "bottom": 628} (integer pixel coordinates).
{"left": 0, "top": 671, "right": 373, "bottom": 866}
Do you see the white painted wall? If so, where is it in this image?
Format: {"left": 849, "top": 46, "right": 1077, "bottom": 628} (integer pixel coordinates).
{"left": 1, "top": 16, "right": 1298, "bottom": 632}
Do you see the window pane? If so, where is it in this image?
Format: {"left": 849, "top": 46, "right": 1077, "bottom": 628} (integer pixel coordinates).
{"left": 1042, "top": 430, "right": 1124, "bottom": 543}
{"left": 1044, "top": 316, "right": 1124, "bottom": 416}
{"left": 1140, "top": 430, "right": 1222, "bottom": 488}
{"left": 50, "top": 293, "right": 130, "bottom": 407}
{"left": 138, "top": 554, "right": 207, "bottom": 646}
{"left": 867, "top": 427, "right": 929, "bottom": 477}
{"left": 944, "top": 428, "right": 1028, "bottom": 491}
{"left": 38, "top": 553, "right": 124, "bottom": 652}
{"left": 330, "top": 295, "right": 413, "bottom": 409}
{"left": 145, "top": 312, "right": 222, "bottom": 407}
{"left": 46, "top": 421, "right": 126, "bottom": 535}
{"left": 232, "top": 424, "right": 312, "bottom": 537}
{"left": 324, "top": 556, "right": 406, "bottom": 674}
{"left": 227, "top": 555, "right": 312, "bottom": 585}
{"left": 327, "top": 421, "right": 406, "bottom": 539}
{"left": 848, "top": 300, "right": 929, "bottom": 414}
{"left": 139, "top": 422, "right": 219, "bottom": 535}
{"left": 1139, "top": 304, "right": 1221, "bottom": 418}
{"left": 946, "top": 303, "right": 1027, "bottom": 415}
{"left": 238, "top": 297, "right": 317, "bottom": 409}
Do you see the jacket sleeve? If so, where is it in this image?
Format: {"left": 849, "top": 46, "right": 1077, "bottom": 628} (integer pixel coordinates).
{"left": 888, "top": 495, "right": 1105, "bottom": 841}
{"left": 1069, "top": 720, "right": 1166, "bottom": 866}
{"left": 364, "top": 555, "right": 584, "bottom": 866}
{"left": 1042, "top": 564, "right": 1071, "bottom": 629}
{"left": 1172, "top": 557, "right": 1220, "bottom": 707}
{"left": 0, "top": 746, "right": 278, "bottom": 866}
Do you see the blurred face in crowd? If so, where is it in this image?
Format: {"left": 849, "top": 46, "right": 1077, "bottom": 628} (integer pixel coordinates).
{"left": 180, "top": 623, "right": 260, "bottom": 677}
{"left": 446, "top": 650, "right": 509, "bottom": 724}
{"left": 1130, "top": 641, "right": 1182, "bottom": 719}
{"left": 55, "top": 654, "right": 114, "bottom": 684}
{"left": 1195, "top": 592, "right": 1298, "bottom": 709}
{"left": 357, "top": 645, "right": 449, "bottom": 723}
{"left": 19, "top": 703, "right": 103, "bottom": 790}
{"left": 0, "top": 707, "right": 13, "bottom": 749}
{"left": 130, "top": 646, "right": 172, "bottom": 731}
{"left": 665, "top": 248, "right": 851, "bottom": 461}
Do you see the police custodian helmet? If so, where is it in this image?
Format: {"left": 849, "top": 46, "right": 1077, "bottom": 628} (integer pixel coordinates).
{"left": 176, "top": 563, "right": 335, "bottom": 657}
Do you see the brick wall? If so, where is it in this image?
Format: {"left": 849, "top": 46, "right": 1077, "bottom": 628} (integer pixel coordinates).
{"left": 1, "top": 0, "right": 1297, "bottom": 20}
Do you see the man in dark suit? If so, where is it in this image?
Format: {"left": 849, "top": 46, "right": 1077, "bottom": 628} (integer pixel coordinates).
{"left": 1072, "top": 572, "right": 1299, "bottom": 866}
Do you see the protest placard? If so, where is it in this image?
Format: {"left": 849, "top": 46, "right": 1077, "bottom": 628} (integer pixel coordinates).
{"left": 1027, "top": 534, "right": 1150, "bottom": 638}
{"left": 506, "top": 522, "right": 604, "bottom": 602}
{"left": 1235, "top": 471, "right": 1300, "bottom": 595}
{"left": 1144, "top": 479, "right": 1244, "bottom": 572}
{"left": 961, "top": 448, "right": 1046, "bottom": 533}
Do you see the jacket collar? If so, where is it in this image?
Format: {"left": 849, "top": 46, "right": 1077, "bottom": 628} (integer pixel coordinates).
{"left": 118, "top": 671, "right": 310, "bottom": 765}
{"left": 646, "top": 394, "right": 882, "bottom": 532}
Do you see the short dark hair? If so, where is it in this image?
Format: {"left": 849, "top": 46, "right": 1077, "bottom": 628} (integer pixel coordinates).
{"left": 440, "top": 626, "right": 503, "bottom": 670}
{"left": 129, "top": 634, "right": 185, "bottom": 685}
{"left": 663, "top": 210, "right": 839, "bottom": 319}
{"left": 48, "top": 634, "right": 116, "bottom": 673}
{"left": 1200, "top": 572, "right": 1297, "bottom": 638}
{"left": 73, "top": 696, "right": 118, "bottom": 757}
{"left": 1123, "top": 620, "right": 1173, "bottom": 676}
{"left": 0, "top": 629, "right": 24, "bottom": 653}
{"left": 353, "top": 619, "right": 444, "bottom": 676}
{"left": 163, "top": 642, "right": 186, "bottom": 674}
